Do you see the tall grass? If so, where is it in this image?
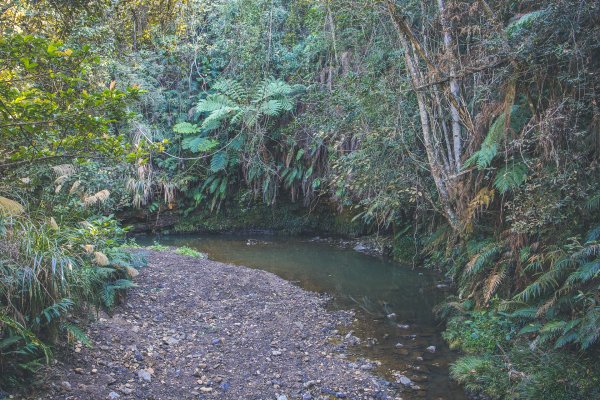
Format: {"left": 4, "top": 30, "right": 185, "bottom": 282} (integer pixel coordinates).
{"left": 0, "top": 214, "right": 145, "bottom": 388}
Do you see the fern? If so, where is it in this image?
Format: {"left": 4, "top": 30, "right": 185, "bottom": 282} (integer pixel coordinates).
{"left": 102, "top": 279, "right": 136, "bottom": 308}
{"left": 463, "top": 105, "right": 530, "bottom": 170}
{"left": 34, "top": 298, "right": 74, "bottom": 327}
{"left": 465, "top": 243, "right": 502, "bottom": 276}
{"left": 211, "top": 79, "right": 247, "bottom": 102}
{"left": 564, "top": 259, "right": 600, "bottom": 286}
{"left": 260, "top": 99, "right": 286, "bottom": 116}
{"left": 182, "top": 136, "right": 219, "bottom": 153}
{"left": 173, "top": 122, "right": 200, "bottom": 134}
{"left": 61, "top": 322, "right": 92, "bottom": 348}
{"left": 210, "top": 152, "right": 228, "bottom": 172}
{"left": 494, "top": 161, "right": 528, "bottom": 193}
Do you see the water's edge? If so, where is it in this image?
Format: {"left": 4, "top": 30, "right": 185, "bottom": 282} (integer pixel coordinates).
{"left": 137, "top": 234, "right": 466, "bottom": 400}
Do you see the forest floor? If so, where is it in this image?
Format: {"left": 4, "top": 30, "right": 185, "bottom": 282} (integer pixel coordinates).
{"left": 24, "top": 250, "right": 400, "bottom": 400}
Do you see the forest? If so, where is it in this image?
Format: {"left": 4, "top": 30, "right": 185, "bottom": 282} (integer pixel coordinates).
{"left": 1, "top": 0, "right": 599, "bottom": 399}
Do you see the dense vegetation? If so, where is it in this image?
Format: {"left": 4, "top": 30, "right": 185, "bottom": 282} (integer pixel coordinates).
{"left": 1, "top": 0, "right": 599, "bottom": 398}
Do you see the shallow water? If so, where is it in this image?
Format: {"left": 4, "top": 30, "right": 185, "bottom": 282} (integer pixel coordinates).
{"left": 138, "top": 234, "right": 466, "bottom": 400}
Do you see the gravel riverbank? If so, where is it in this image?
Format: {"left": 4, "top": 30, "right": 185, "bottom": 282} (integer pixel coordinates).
{"left": 26, "top": 250, "right": 400, "bottom": 400}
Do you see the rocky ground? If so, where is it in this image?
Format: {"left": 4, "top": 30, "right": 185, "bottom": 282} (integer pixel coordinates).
{"left": 24, "top": 250, "right": 401, "bottom": 400}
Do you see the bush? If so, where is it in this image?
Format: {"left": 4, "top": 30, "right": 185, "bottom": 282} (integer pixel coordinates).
{"left": 0, "top": 213, "right": 145, "bottom": 388}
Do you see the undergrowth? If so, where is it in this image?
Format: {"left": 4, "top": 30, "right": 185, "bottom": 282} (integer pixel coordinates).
{"left": 0, "top": 213, "right": 145, "bottom": 389}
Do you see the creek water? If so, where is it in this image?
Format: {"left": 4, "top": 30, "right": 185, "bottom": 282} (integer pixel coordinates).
{"left": 138, "top": 234, "right": 466, "bottom": 400}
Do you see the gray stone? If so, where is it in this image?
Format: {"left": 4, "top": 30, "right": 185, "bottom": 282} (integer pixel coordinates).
{"left": 303, "top": 380, "right": 317, "bottom": 388}
{"left": 108, "top": 392, "right": 120, "bottom": 400}
{"left": 138, "top": 369, "right": 152, "bottom": 382}
{"left": 398, "top": 375, "right": 413, "bottom": 387}
{"left": 426, "top": 345, "right": 436, "bottom": 353}
{"left": 164, "top": 337, "right": 179, "bottom": 346}
{"left": 353, "top": 243, "right": 367, "bottom": 251}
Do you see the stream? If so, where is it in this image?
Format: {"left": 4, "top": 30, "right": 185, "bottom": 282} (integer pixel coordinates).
{"left": 138, "top": 234, "right": 466, "bottom": 400}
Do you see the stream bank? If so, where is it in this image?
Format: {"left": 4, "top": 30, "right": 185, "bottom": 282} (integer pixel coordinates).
{"left": 27, "top": 250, "right": 400, "bottom": 400}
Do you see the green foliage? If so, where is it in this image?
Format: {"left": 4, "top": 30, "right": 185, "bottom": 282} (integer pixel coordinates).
{"left": 0, "top": 212, "right": 146, "bottom": 387}
{"left": 0, "top": 34, "right": 143, "bottom": 172}
{"left": 449, "top": 345, "right": 600, "bottom": 400}
{"left": 443, "top": 310, "right": 513, "bottom": 354}
{"left": 3, "top": 0, "right": 600, "bottom": 398}
{"left": 494, "top": 162, "right": 528, "bottom": 194}
{"left": 147, "top": 242, "right": 170, "bottom": 251}
{"left": 174, "top": 246, "right": 207, "bottom": 258}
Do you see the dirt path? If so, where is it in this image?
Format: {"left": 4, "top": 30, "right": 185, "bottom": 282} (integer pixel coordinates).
{"left": 28, "top": 250, "right": 399, "bottom": 400}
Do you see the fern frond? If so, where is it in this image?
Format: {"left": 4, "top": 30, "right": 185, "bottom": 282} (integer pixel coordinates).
{"left": 181, "top": 136, "right": 219, "bottom": 153}
{"left": 173, "top": 122, "right": 200, "bottom": 135}
{"left": 465, "top": 243, "right": 501, "bottom": 276}
{"left": 564, "top": 259, "right": 600, "bottom": 286}
{"left": 494, "top": 162, "right": 528, "bottom": 193}
{"left": 212, "top": 79, "right": 247, "bottom": 102}
{"left": 210, "top": 152, "right": 228, "bottom": 172}
{"left": 61, "top": 322, "right": 92, "bottom": 348}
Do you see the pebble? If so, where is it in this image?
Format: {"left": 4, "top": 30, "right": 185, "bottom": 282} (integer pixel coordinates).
{"left": 397, "top": 375, "right": 413, "bottom": 387}
{"left": 61, "top": 381, "right": 72, "bottom": 391}
{"left": 108, "top": 392, "right": 120, "bottom": 400}
{"left": 426, "top": 345, "right": 436, "bottom": 353}
{"left": 164, "top": 337, "right": 179, "bottom": 346}
{"left": 303, "top": 380, "right": 317, "bottom": 388}
{"left": 119, "top": 386, "right": 134, "bottom": 395}
{"left": 137, "top": 369, "right": 152, "bottom": 382}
